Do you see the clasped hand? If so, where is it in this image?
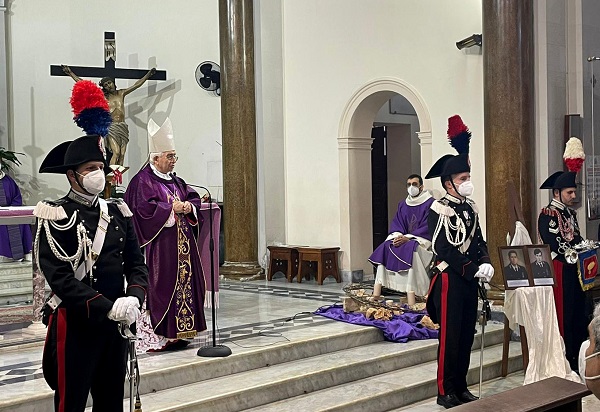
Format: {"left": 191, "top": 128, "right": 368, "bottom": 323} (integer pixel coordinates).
{"left": 392, "top": 235, "right": 410, "bottom": 247}
{"left": 107, "top": 296, "right": 140, "bottom": 326}
{"left": 173, "top": 200, "right": 192, "bottom": 214}
{"left": 475, "top": 263, "right": 494, "bottom": 283}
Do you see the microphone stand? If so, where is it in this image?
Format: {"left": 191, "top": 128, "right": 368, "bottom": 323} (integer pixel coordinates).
{"left": 187, "top": 184, "right": 231, "bottom": 357}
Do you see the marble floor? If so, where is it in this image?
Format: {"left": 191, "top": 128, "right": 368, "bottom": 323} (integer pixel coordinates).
{"left": 0, "top": 274, "right": 599, "bottom": 411}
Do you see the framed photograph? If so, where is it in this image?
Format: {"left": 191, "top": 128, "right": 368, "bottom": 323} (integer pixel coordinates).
{"left": 498, "top": 246, "right": 532, "bottom": 289}
{"left": 525, "top": 245, "right": 555, "bottom": 286}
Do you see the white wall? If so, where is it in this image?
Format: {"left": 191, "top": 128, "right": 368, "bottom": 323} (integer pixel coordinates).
{"left": 255, "top": 0, "right": 286, "bottom": 267}
{"left": 281, "top": 0, "right": 485, "bottom": 262}
{"left": 7, "top": 1, "right": 222, "bottom": 203}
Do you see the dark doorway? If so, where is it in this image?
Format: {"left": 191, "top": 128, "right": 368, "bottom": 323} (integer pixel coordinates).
{"left": 371, "top": 126, "right": 388, "bottom": 250}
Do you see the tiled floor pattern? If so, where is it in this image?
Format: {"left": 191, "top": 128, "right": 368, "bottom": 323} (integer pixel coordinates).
{"left": 0, "top": 276, "right": 345, "bottom": 387}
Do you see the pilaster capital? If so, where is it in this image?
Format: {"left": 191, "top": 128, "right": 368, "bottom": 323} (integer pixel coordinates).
{"left": 337, "top": 136, "right": 374, "bottom": 151}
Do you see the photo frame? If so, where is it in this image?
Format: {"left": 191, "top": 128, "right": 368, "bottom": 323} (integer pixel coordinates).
{"left": 498, "top": 246, "right": 532, "bottom": 289}
{"left": 524, "top": 245, "right": 555, "bottom": 286}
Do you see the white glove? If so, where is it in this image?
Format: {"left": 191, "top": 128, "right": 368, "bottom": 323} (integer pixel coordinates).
{"left": 107, "top": 296, "right": 140, "bottom": 323}
{"left": 124, "top": 305, "right": 141, "bottom": 326}
{"left": 475, "top": 263, "right": 494, "bottom": 283}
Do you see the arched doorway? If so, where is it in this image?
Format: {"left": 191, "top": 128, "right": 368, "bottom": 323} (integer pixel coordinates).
{"left": 338, "top": 77, "right": 431, "bottom": 277}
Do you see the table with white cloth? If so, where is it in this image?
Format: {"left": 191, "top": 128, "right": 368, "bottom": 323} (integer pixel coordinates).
{"left": 503, "top": 286, "right": 581, "bottom": 384}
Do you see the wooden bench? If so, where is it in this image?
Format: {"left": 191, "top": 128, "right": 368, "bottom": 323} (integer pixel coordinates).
{"left": 267, "top": 245, "right": 303, "bottom": 282}
{"left": 296, "top": 247, "right": 341, "bottom": 285}
{"left": 453, "top": 377, "right": 591, "bottom": 411}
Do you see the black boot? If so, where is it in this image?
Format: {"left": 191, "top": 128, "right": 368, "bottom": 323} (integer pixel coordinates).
{"left": 436, "top": 394, "right": 464, "bottom": 409}
{"left": 457, "top": 390, "right": 479, "bottom": 403}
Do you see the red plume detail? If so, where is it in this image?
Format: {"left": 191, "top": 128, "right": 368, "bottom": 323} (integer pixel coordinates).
{"left": 70, "top": 80, "right": 109, "bottom": 117}
{"left": 565, "top": 158, "right": 584, "bottom": 173}
{"left": 447, "top": 115, "right": 469, "bottom": 138}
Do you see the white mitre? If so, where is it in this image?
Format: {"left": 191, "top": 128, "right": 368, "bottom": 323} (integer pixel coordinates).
{"left": 148, "top": 117, "right": 175, "bottom": 153}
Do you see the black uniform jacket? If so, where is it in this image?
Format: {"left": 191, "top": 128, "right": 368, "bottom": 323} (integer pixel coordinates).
{"left": 537, "top": 199, "right": 582, "bottom": 264}
{"left": 35, "top": 191, "right": 148, "bottom": 323}
{"left": 428, "top": 194, "right": 491, "bottom": 280}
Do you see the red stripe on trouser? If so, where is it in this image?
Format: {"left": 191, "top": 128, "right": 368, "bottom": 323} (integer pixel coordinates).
{"left": 56, "top": 309, "right": 67, "bottom": 412}
{"left": 437, "top": 273, "right": 449, "bottom": 396}
{"left": 552, "top": 260, "right": 564, "bottom": 336}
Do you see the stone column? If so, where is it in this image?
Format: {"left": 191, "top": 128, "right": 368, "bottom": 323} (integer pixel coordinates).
{"left": 483, "top": 0, "right": 535, "bottom": 296}
{"left": 218, "top": 0, "right": 262, "bottom": 279}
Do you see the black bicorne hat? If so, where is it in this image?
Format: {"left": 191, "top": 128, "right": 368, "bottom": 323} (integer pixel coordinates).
{"left": 425, "top": 115, "right": 472, "bottom": 179}
{"left": 539, "top": 171, "right": 577, "bottom": 190}
{"left": 425, "top": 153, "right": 470, "bottom": 179}
{"left": 39, "top": 135, "right": 109, "bottom": 174}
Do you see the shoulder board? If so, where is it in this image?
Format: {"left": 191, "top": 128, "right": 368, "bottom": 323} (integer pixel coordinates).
{"left": 106, "top": 198, "right": 133, "bottom": 217}
{"left": 540, "top": 207, "right": 559, "bottom": 217}
{"left": 466, "top": 198, "right": 479, "bottom": 214}
{"left": 33, "top": 200, "right": 68, "bottom": 221}
{"left": 431, "top": 200, "right": 455, "bottom": 217}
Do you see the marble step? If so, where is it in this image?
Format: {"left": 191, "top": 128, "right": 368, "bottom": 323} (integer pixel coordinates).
{"left": 0, "top": 263, "right": 33, "bottom": 304}
{"left": 0, "top": 319, "right": 383, "bottom": 411}
{"left": 0, "top": 261, "right": 33, "bottom": 274}
{"left": 105, "top": 325, "right": 506, "bottom": 412}
{"left": 0, "top": 287, "right": 32, "bottom": 304}
{"left": 242, "top": 342, "right": 524, "bottom": 412}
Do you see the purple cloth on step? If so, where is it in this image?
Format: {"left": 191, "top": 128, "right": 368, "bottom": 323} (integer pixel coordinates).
{"left": 314, "top": 304, "right": 438, "bottom": 342}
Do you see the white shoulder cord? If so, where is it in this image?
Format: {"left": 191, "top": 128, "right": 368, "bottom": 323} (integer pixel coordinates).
{"left": 431, "top": 213, "right": 467, "bottom": 254}
{"left": 34, "top": 210, "right": 91, "bottom": 272}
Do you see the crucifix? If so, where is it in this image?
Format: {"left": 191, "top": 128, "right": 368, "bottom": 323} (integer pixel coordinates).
{"left": 50, "top": 32, "right": 167, "bottom": 167}
{"left": 50, "top": 32, "right": 166, "bottom": 81}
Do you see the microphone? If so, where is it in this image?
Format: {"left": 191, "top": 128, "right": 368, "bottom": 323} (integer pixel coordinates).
{"left": 588, "top": 56, "right": 600, "bottom": 62}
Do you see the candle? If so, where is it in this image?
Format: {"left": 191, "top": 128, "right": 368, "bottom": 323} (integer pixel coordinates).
{"left": 373, "top": 283, "right": 382, "bottom": 298}
{"left": 407, "top": 290, "right": 416, "bottom": 306}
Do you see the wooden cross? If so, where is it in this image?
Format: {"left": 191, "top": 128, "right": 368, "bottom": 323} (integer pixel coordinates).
{"left": 50, "top": 32, "right": 166, "bottom": 81}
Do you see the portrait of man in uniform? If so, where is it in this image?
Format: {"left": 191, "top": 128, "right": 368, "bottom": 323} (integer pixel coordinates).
{"left": 500, "top": 247, "right": 531, "bottom": 289}
{"left": 527, "top": 245, "right": 555, "bottom": 286}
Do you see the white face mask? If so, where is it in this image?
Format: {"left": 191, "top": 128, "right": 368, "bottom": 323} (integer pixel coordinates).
{"left": 77, "top": 169, "right": 105, "bottom": 195}
{"left": 579, "top": 339, "right": 600, "bottom": 382}
{"left": 457, "top": 180, "right": 474, "bottom": 197}
{"left": 407, "top": 185, "right": 421, "bottom": 197}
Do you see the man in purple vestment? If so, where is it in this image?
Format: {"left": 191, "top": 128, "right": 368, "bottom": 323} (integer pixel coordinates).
{"left": 124, "top": 118, "right": 207, "bottom": 352}
{"left": 0, "top": 169, "right": 32, "bottom": 262}
{"left": 369, "top": 174, "right": 434, "bottom": 297}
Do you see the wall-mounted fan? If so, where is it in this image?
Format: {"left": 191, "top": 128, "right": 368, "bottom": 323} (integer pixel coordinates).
{"left": 195, "top": 61, "right": 221, "bottom": 96}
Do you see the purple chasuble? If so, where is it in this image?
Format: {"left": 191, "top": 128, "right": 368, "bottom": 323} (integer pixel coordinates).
{"left": 0, "top": 175, "right": 32, "bottom": 260}
{"left": 368, "top": 195, "right": 434, "bottom": 272}
{"left": 125, "top": 165, "right": 207, "bottom": 339}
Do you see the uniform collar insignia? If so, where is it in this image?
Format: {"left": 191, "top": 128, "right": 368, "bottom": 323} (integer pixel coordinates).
{"left": 444, "top": 193, "right": 462, "bottom": 204}
{"left": 550, "top": 199, "right": 565, "bottom": 210}
{"left": 68, "top": 189, "right": 98, "bottom": 207}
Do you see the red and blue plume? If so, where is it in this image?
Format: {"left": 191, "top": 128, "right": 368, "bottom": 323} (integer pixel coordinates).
{"left": 447, "top": 114, "right": 471, "bottom": 155}
{"left": 563, "top": 137, "right": 585, "bottom": 173}
{"left": 70, "top": 80, "right": 112, "bottom": 136}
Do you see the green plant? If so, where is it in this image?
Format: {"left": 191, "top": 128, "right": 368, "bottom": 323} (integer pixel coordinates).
{"left": 0, "top": 147, "right": 24, "bottom": 174}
